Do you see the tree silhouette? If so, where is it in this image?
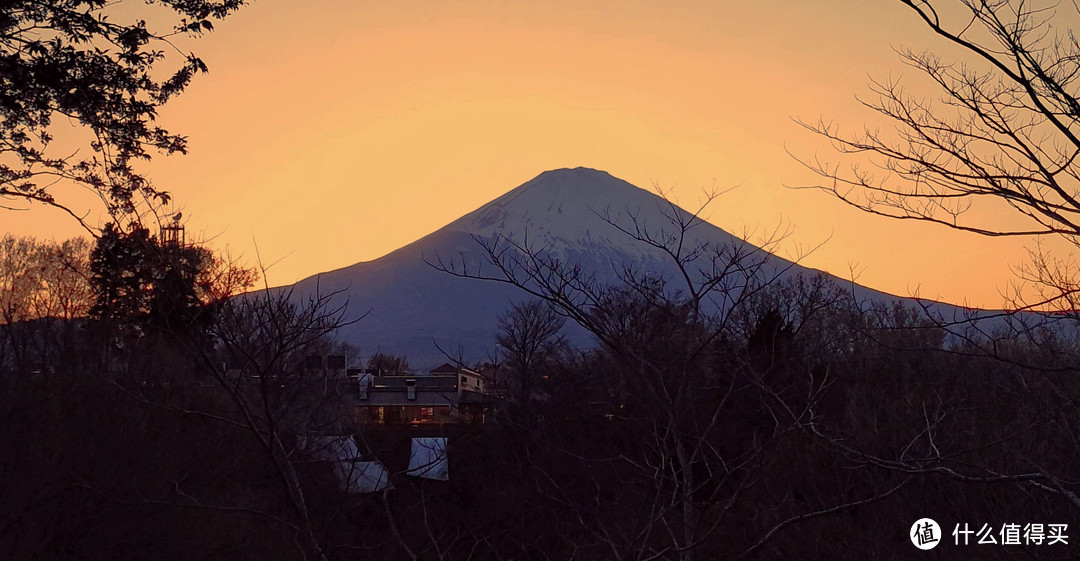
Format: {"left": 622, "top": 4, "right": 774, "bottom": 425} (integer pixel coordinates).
{"left": 430, "top": 189, "right": 913, "bottom": 560}
{"left": 794, "top": 0, "right": 1080, "bottom": 315}
{"left": 798, "top": 1, "right": 1080, "bottom": 242}
{"left": 367, "top": 352, "right": 410, "bottom": 376}
{"left": 496, "top": 299, "right": 565, "bottom": 402}
{"left": 0, "top": 0, "right": 244, "bottom": 225}
{"left": 89, "top": 223, "right": 254, "bottom": 336}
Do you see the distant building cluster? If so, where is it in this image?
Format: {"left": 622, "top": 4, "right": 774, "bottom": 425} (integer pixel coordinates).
{"left": 294, "top": 357, "right": 501, "bottom": 489}
{"left": 350, "top": 362, "right": 497, "bottom": 426}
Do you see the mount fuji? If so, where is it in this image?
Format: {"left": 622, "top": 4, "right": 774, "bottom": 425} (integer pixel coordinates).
{"left": 289, "top": 167, "right": 927, "bottom": 369}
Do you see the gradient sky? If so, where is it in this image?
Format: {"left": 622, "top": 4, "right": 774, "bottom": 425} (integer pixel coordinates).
{"left": 4, "top": 0, "right": 1070, "bottom": 308}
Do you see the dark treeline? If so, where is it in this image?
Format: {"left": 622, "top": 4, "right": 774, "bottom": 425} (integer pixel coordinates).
{"left": 2, "top": 232, "right": 1079, "bottom": 560}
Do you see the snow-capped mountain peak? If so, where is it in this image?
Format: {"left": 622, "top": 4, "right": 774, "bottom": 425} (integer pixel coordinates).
{"left": 445, "top": 167, "right": 727, "bottom": 264}
{"left": 290, "top": 168, "right": 876, "bottom": 369}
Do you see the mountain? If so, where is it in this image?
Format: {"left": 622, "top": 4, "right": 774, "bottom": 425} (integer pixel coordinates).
{"left": 289, "top": 167, "right": 942, "bottom": 369}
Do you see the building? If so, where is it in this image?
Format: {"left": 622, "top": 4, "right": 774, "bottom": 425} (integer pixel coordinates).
{"left": 455, "top": 365, "right": 488, "bottom": 394}
{"left": 351, "top": 363, "right": 495, "bottom": 426}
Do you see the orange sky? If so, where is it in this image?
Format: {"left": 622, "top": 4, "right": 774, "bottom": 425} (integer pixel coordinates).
{"left": 3, "top": 0, "right": 1071, "bottom": 308}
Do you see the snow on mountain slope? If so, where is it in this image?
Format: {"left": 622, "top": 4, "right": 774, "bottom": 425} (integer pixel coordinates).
{"left": 446, "top": 167, "right": 742, "bottom": 268}
{"left": 288, "top": 167, "right": 959, "bottom": 369}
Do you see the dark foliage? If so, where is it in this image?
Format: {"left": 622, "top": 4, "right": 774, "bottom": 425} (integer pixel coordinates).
{"left": 89, "top": 222, "right": 211, "bottom": 334}
{"left": 3, "top": 261, "right": 1080, "bottom": 559}
{"left": 0, "top": 0, "right": 244, "bottom": 222}
{"left": 367, "top": 352, "right": 410, "bottom": 376}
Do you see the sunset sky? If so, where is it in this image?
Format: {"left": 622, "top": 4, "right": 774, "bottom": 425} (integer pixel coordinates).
{"left": 4, "top": 0, "right": 1070, "bottom": 308}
